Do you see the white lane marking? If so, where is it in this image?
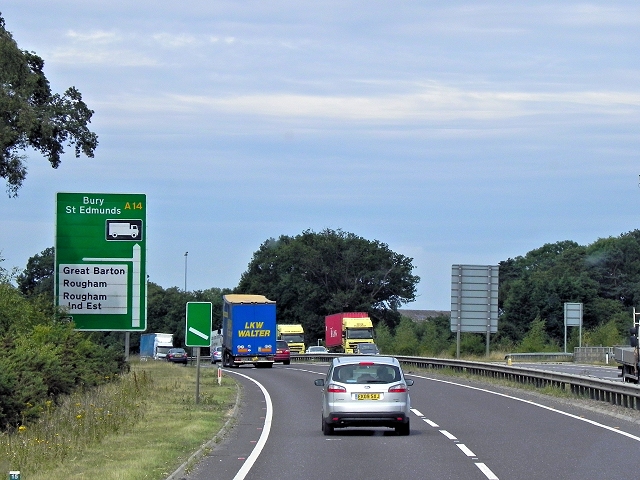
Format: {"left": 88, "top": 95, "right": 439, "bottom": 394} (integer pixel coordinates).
{"left": 457, "top": 443, "right": 476, "bottom": 457}
{"left": 298, "top": 365, "right": 501, "bottom": 477}
{"left": 409, "top": 374, "right": 640, "bottom": 442}
{"left": 223, "top": 370, "right": 273, "bottom": 480}
{"left": 476, "top": 462, "right": 499, "bottom": 480}
{"left": 412, "top": 412, "right": 498, "bottom": 478}
{"left": 440, "top": 430, "right": 457, "bottom": 440}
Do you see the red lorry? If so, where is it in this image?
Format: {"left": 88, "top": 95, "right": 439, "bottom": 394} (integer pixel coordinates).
{"left": 325, "top": 312, "right": 375, "bottom": 354}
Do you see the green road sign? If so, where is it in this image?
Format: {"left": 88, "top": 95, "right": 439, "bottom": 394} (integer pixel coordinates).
{"left": 186, "top": 302, "right": 212, "bottom": 347}
{"left": 55, "top": 192, "right": 147, "bottom": 331}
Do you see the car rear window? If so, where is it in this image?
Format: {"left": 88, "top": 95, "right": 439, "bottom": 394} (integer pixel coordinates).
{"left": 332, "top": 364, "right": 400, "bottom": 384}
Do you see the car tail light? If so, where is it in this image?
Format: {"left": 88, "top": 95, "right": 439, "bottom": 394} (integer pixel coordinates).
{"left": 327, "top": 384, "right": 347, "bottom": 393}
{"left": 359, "top": 362, "right": 375, "bottom": 366}
{"left": 388, "top": 384, "right": 408, "bottom": 393}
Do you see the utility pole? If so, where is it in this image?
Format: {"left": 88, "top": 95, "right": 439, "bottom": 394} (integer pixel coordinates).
{"left": 184, "top": 251, "right": 188, "bottom": 291}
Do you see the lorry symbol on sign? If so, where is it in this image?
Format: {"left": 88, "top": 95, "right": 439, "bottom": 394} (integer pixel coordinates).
{"left": 106, "top": 220, "right": 143, "bottom": 241}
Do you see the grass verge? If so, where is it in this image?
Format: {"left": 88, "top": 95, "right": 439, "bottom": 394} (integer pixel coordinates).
{"left": 408, "top": 365, "right": 578, "bottom": 400}
{"left": 1, "top": 359, "right": 237, "bottom": 480}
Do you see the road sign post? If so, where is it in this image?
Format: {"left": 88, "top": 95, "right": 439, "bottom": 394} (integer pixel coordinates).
{"left": 564, "top": 302, "right": 583, "bottom": 353}
{"left": 55, "top": 193, "right": 147, "bottom": 331}
{"left": 451, "top": 264, "right": 499, "bottom": 357}
{"left": 186, "top": 302, "right": 212, "bottom": 347}
{"left": 186, "top": 302, "right": 212, "bottom": 404}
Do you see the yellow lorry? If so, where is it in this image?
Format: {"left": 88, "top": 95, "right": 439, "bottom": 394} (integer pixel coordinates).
{"left": 276, "top": 324, "right": 306, "bottom": 354}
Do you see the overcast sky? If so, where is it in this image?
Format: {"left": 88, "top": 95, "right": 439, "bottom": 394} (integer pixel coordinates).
{"left": 1, "top": 1, "right": 639, "bottom": 310}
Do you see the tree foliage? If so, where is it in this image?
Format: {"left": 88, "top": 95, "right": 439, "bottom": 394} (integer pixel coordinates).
{"left": 236, "top": 229, "right": 420, "bottom": 342}
{"left": 0, "top": 13, "right": 98, "bottom": 196}
{"left": 14, "top": 247, "right": 232, "bottom": 353}
{"left": 137, "top": 283, "right": 231, "bottom": 351}
{"left": 499, "top": 230, "right": 640, "bottom": 348}
{"left": 17, "top": 246, "right": 54, "bottom": 298}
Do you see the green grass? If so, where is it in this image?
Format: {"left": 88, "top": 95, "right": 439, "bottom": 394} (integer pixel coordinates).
{"left": 0, "top": 359, "right": 237, "bottom": 480}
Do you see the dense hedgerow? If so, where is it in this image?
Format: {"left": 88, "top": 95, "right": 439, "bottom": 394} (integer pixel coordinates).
{"left": 0, "top": 283, "right": 127, "bottom": 431}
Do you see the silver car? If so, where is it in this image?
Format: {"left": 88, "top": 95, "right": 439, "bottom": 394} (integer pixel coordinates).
{"left": 313, "top": 356, "right": 413, "bottom": 435}
{"left": 211, "top": 346, "right": 222, "bottom": 364}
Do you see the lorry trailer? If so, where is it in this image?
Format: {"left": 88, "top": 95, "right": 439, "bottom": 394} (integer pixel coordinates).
{"left": 222, "top": 294, "right": 277, "bottom": 368}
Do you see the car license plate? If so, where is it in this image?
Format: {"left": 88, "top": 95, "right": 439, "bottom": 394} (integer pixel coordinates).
{"left": 357, "top": 393, "right": 380, "bottom": 400}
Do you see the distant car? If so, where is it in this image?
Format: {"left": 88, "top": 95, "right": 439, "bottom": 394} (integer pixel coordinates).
{"left": 306, "top": 346, "right": 329, "bottom": 354}
{"left": 211, "top": 346, "right": 222, "bottom": 364}
{"left": 354, "top": 343, "right": 379, "bottom": 355}
{"left": 166, "top": 348, "right": 188, "bottom": 364}
{"left": 314, "top": 356, "right": 413, "bottom": 435}
{"left": 275, "top": 340, "right": 291, "bottom": 365}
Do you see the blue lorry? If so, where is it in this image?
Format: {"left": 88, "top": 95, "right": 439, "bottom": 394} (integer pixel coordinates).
{"left": 221, "top": 294, "right": 277, "bottom": 368}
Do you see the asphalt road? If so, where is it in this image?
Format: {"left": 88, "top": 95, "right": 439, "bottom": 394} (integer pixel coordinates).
{"left": 182, "top": 361, "right": 640, "bottom": 480}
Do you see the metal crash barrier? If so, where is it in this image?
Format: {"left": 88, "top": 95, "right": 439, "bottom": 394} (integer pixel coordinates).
{"left": 291, "top": 353, "right": 640, "bottom": 411}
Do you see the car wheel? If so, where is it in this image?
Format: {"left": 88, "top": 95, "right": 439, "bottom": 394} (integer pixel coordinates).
{"left": 322, "top": 417, "right": 334, "bottom": 435}
{"left": 395, "top": 421, "right": 410, "bottom": 436}
{"left": 284, "top": 360, "right": 290, "bottom": 365}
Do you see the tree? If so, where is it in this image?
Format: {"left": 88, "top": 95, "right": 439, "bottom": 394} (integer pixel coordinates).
{"left": 0, "top": 252, "right": 19, "bottom": 283}
{"left": 139, "top": 283, "right": 231, "bottom": 352}
{"left": 392, "top": 318, "right": 420, "bottom": 355}
{"left": 17, "top": 246, "right": 54, "bottom": 298}
{"left": 518, "top": 317, "right": 558, "bottom": 352}
{"left": 417, "top": 314, "right": 454, "bottom": 356}
{"left": 0, "top": 14, "right": 98, "bottom": 196}
{"left": 236, "top": 229, "right": 420, "bottom": 341}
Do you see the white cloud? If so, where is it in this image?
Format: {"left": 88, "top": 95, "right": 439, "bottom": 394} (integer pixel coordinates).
{"left": 554, "top": 5, "right": 640, "bottom": 26}
{"left": 66, "top": 29, "right": 119, "bottom": 44}
{"left": 51, "top": 48, "right": 158, "bottom": 67}
{"left": 156, "top": 86, "right": 640, "bottom": 122}
{"left": 152, "top": 33, "right": 199, "bottom": 48}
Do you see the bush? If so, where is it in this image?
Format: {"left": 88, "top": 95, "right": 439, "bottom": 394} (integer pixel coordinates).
{"left": 0, "top": 284, "right": 126, "bottom": 430}
{"left": 518, "top": 317, "right": 559, "bottom": 352}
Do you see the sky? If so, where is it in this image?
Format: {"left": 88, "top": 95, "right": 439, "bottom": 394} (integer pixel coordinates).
{"left": 1, "top": 1, "right": 640, "bottom": 311}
